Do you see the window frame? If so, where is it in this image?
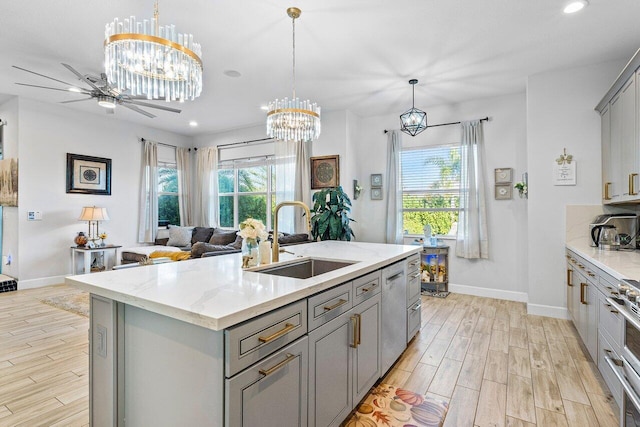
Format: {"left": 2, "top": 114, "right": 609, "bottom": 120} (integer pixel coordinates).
{"left": 217, "top": 156, "right": 275, "bottom": 230}
{"left": 157, "top": 161, "right": 180, "bottom": 227}
{"left": 400, "top": 143, "right": 462, "bottom": 237}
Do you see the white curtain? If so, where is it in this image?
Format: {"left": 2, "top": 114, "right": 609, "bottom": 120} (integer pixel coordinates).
{"left": 275, "top": 140, "right": 311, "bottom": 234}
{"left": 137, "top": 140, "right": 158, "bottom": 243}
{"left": 176, "top": 147, "right": 192, "bottom": 226}
{"left": 456, "top": 120, "right": 489, "bottom": 259}
{"left": 194, "top": 147, "right": 218, "bottom": 227}
{"left": 385, "top": 130, "right": 403, "bottom": 244}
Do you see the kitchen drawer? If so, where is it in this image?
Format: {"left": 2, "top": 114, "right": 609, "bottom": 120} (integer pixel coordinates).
{"left": 598, "top": 292, "right": 623, "bottom": 348}
{"left": 353, "top": 271, "right": 381, "bottom": 306}
{"left": 406, "top": 269, "right": 421, "bottom": 307}
{"left": 597, "top": 331, "right": 623, "bottom": 407}
{"left": 406, "top": 253, "right": 420, "bottom": 274}
{"left": 308, "top": 281, "right": 353, "bottom": 331}
{"left": 407, "top": 298, "right": 421, "bottom": 343}
{"left": 225, "top": 299, "right": 307, "bottom": 377}
{"left": 599, "top": 271, "right": 619, "bottom": 297}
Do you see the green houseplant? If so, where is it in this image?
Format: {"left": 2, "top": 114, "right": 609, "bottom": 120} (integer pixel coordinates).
{"left": 310, "top": 186, "right": 355, "bottom": 241}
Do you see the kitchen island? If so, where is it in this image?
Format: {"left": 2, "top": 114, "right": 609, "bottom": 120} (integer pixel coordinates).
{"left": 66, "top": 241, "right": 421, "bottom": 427}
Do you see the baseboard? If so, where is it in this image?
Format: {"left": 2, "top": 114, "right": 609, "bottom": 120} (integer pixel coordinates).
{"left": 447, "top": 283, "right": 528, "bottom": 303}
{"left": 526, "top": 303, "right": 570, "bottom": 320}
{"left": 18, "top": 275, "right": 68, "bottom": 290}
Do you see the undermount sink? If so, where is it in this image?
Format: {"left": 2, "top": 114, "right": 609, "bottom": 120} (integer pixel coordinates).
{"left": 253, "top": 258, "right": 356, "bottom": 279}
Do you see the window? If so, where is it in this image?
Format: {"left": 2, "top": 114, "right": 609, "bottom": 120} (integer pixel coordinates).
{"left": 401, "top": 144, "right": 461, "bottom": 236}
{"left": 158, "top": 162, "right": 180, "bottom": 226}
{"left": 218, "top": 157, "right": 275, "bottom": 229}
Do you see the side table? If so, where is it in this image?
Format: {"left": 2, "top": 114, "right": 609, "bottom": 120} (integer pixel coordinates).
{"left": 71, "top": 245, "right": 122, "bottom": 274}
{"left": 420, "top": 245, "right": 449, "bottom": 298}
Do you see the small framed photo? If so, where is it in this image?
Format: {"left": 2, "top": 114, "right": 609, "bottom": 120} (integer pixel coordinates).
{"left": 311, "top": 155, "right": 340, "bottom": 189}
{"left": 66, "top": 153, "right": 112, "bottom": 195}
{"left": 371, "top": 188, "right": 383, "bottom": 200}
{"left": 495, "top": 184, "right": 512, "bottom": 200}
{"left": 494, "top": 168, "right": 513, "bottom": 184}
{"left": 371, "top": 173, "right": 383, "bottom": 188}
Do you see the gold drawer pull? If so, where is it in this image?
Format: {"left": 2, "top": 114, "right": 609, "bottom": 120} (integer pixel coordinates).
{"left": 258, "top": 323, "right": 297, "bottom": 343}
{"left": 630, "top": 174, "right": 638, "bottom": 196}
{"left": 567, "top": 269, "right": 573, "bottom": 287}
{"left": 361, "top": 283, "right": 378, "bottom": 293}
{"left": 324, "top": 298, "right": 348, "bottom": 311}
{"left": 259, "top": 353, "right": 296, "bottom": 377}
{"left": 580, "top": 283, "right": 587, "bottom": 304}
{"left": 578, "top": 264, "right": 585, "bottom": 269}
{"left": 350, "top": 314, "right": 361, "bottom": 348}
{"left": 604, "top": 182, "right": 611, "bottom": 200}
{"left": 588, "top": 272, "right": 596, "bottom": 277}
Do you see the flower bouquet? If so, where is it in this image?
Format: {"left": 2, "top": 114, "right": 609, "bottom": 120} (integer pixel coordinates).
{"left": 238, "top": 218, "right": 268, "bottom": 267}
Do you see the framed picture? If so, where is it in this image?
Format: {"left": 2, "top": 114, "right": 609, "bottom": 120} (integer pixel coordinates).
{"left": 494, "top": 168, "right": 513, "bottom": 184}
{"left": 495, "top": 184, "right": 512, "bottom": 200}
{"left": 371, "top": 173, "right": 383, "bottom": 188}
{"left": 66, "top": 153, "right": 112, "bottom": 195}
{"left": 553, "top": 161, "right": 576, "bottom": 186}
{"left": 311, "top": 155, "right": 340, "bottom": 189}
{"left": 371, "top": 188, "right": 383, "bottom": 200}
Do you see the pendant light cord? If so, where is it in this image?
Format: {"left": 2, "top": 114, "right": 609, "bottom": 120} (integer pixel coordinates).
{"left": 292, "top": 14, "right": 296, "bottom": 99}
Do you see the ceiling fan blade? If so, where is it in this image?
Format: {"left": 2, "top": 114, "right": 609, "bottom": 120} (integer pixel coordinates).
{"left": 127, "top": 100, "right": 182, "bottom": 113}
{"left": 60, "top": 98, "right": 93, "bottom": 104}
{"left": 15, "top": 82, "right": 91, "bottom": 95}
{"left": 122, "top": 103, "right": 156, "bottom": 118}
{"left": 61, "top": 63, "right": 105, "bottom": 93}
{"left": 12, "top": 65, "right": 76, "bottom": 87}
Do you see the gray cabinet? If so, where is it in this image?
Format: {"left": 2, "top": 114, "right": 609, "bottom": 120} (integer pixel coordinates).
{"left": 566, "top": 251, "right": 597, "bottom": 361}
{"left": 406, "top": 254, "right": 421, "bottom": 342}
{"left": 225, "top": 337, "right": 308, "bottom": 427}
{"left": 353, "top": 294, "right": 382, "bottom": 404}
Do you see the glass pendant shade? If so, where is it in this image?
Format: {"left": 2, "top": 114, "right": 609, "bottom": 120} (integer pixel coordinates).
{"left": 400, "top": 79, "right": 427, "bottom": 137}
{"left": 266, "top": 7, "right": 321, "bottom": 143}
{"left": 104, "top": 1, "right": 203, "bottom": 102}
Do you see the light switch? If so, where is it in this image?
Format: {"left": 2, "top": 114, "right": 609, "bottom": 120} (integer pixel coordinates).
{"left": 27, "top": 211, "right": 42, "bottom": 221}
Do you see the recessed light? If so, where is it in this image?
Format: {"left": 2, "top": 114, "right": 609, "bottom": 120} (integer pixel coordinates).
{"left": 68, "top": 87, "right": 82, "bottom": 93}
{"left": 189, "top": 121, "right": 198, "bottom": 127}
{"left": 260, "top": 105, "right": 269, "bottom": 111}
{"left": 564, "top": 0, "right": 587, "bottom": 14}
{"left": 223, "top": 70, "right": 242, "bottom": 78}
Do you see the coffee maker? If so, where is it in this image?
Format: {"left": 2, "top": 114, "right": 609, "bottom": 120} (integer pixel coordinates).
{"left": 589, "top": 214, "right": 638, "bottom": 249}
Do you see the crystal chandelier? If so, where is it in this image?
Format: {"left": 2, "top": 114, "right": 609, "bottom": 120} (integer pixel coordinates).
{"left": 400, "top": 79, "right": 427, "bottom": 137}
{"left": 104, "top": 0, "right": 203, "bottom": 102}
{"left": 266, "top": 7, "right": 321, "bottom": 143}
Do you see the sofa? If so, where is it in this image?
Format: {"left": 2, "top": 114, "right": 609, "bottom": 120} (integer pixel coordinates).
{"left": 121, "top": 225, "right": 313, "bottom": 264}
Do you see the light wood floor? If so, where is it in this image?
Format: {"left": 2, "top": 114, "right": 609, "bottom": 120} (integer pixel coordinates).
{"left": 0, "top": 286, "right": 619, "bottom": 426}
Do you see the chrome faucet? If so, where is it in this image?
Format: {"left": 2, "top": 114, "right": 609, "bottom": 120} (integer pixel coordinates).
{"left": 273, "top": 201, "right": 311, "bottom": 262}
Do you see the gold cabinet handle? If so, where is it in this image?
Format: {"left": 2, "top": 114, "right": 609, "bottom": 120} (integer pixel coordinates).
{"left": 324, "top": 298, "right": 348, "bottom": 312}
{"left": 258, "top": 323, "right": 297, "bottom": 343}
{"left": 567, "top": 269, "right": 573, "bottom": 287}
{"left": 578, "top": 263, "right": 585, "bottom": 269}
{"left": 588, "top": 272, "right": 596, "bottom": 277}
{"left": 259, "top": 353, "right": 296, "bottom": 377}
{"left": 604, "top": 182, "right": 612, "bottom": 200}
{"left": 350, "top": 314, "right": 360, "bottom": 348}
{"left": 630, "top": 174, "right": 638, "bottom": 196}
{"left": 580, "top": 283, "right": 587, "bottom": 305}
{"left": 604, "top": 303, "right": 619, "bottom": 315}
{"left": 361, "top": 283, "right": 378, "bottom": 293}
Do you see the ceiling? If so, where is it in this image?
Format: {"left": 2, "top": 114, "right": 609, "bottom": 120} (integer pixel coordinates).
{"left": 1, "top": 0, "right": 639, "bottom": 137}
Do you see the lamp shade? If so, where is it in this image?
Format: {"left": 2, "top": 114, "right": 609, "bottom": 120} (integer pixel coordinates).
{"left": 78, "top": 206, "right": 110, "bottom": 221}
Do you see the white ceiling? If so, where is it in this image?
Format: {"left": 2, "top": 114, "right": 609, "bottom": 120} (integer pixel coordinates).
{"left": 1, "top": 0, "right": 639, "bottom": 137}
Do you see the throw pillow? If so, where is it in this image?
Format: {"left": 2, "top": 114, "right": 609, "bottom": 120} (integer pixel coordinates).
{"left": 167, "top": 225, "right": 194, "bottom": 247}
{"left": 229, "top": 235, "right": 244, "bottom": 250}
{"left": 191, "top": 227, "right": 215, "bottom": 245}
{"left": 209, "top": 229, "right": 238, "bottom": 246}
{"left": 278, "top": 233, "right": 310, "bottom": 244}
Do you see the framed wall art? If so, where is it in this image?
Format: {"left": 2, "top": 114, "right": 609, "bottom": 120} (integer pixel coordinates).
{"left": 371, "top": 187, "right": 383, "bottom": 200}
{"left": 494, "top": 168, "right": 513, "bottom": 184}
{"left": 370, "top": 173, "right": 383, "bottom": 188}
{"left": 311, "top": 155, "right": 340, "bottom": 189}
{"left": 495, "top": 184, "right": 512, "bottom": 200}
{"left": 66, "top": 153, "right": 112, "bottom": 195}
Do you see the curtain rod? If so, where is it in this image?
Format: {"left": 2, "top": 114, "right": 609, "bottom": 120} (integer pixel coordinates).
{"left": 383, "top": 116, "right": 489, "bottom": 133}
{"left": 216, "top": 137, "right": 274, "bottom": 149}
{"left": 139, "top": 137, "right": 194, "bottom": 151}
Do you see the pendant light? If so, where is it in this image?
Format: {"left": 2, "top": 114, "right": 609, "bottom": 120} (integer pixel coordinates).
{"left": 266, "top": 7, "right": 321, "bottom": 143}
{"left": 400, "top": 79, "right": 427, "bottom": 137}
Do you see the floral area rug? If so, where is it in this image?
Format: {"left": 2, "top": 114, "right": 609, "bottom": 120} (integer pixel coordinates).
{"left": 343, "top": 383, "right": 448, "bottom": 427}
{"left": 41, "top": 292, "right": 89, "bottom": 317}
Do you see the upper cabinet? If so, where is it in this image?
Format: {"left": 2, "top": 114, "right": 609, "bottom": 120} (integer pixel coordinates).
{"left": 597, "top": 49, "right": 640, "bottom": 205}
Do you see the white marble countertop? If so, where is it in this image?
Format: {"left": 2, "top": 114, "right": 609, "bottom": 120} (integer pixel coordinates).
{"left": 66, "top": 241, "right": 420, "bottom": 331}
{"left": 566, "top": 237, "right": 640, "bottom": 280}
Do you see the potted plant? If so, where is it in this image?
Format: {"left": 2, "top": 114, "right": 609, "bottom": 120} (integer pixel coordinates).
{"left": 310, "top": 186, "right": 355, "bottom": 241}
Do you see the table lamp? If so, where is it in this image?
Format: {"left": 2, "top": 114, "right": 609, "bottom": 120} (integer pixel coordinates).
{"left": 78, "top": 206, "right": 110, "bottom": 243}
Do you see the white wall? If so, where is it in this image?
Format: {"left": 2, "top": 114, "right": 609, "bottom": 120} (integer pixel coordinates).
{"left": 526, "top": 59, "right": 624, "bottom": 317}
{"left": 15, "top": 98, "right": 193, "bottom": 288}
{"left": 353, "top": 93, "right": 529, "bottom": 297}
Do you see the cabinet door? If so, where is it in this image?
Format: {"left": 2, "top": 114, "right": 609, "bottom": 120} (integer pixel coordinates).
{"left": 601, "top": 105, "right": 614, "bottom": 203}
{"left": 566, "top": 260, "right": 575, "bottom": 321}
{"left": 225, "top": 337, "right": 308, "bottom": 427}
{"left": 621, "top": 75, "right": 637, "bottom": 201}
{"left": 308, "top": 310, "right": 353, "bottom": 427}
{"left": 610, "top": 91, "right": 624, "bottom": 201}
{"left": 353, "top": 294, "right": 381, "bottom": 404}
{"left": 586, "top": 279, "right": 598, "bottom": 361}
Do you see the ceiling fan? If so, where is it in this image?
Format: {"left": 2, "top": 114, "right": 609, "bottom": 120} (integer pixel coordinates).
{"left": 13, "top": 63, "right": 181, "bottom": 118}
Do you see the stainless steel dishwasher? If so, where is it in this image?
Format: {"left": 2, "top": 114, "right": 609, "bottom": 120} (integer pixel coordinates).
{"left": 381, "top": 261, "right": 407, "bottom": 374}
